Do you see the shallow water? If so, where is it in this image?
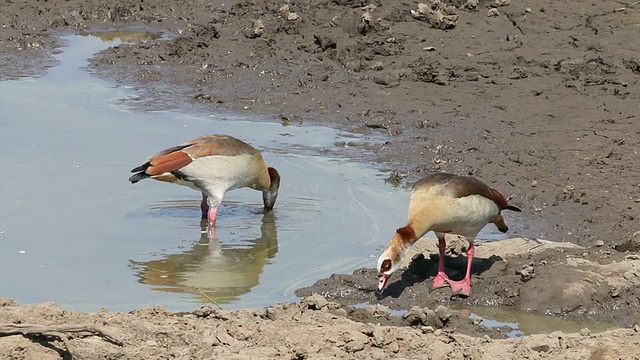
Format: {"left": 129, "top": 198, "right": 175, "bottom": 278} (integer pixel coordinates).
{"left": 0, "top": 31, "right": 512, "bottom": 312}
{"left": 468, "top": 307, "right": 616, "bottom": 337}
{"left": 352, "top": 302, "right": 615, "bottom": 337}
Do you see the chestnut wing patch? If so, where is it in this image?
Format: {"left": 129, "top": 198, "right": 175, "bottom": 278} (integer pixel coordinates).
{"left": 145, "top": 151, "right": 193, "bottom": 176}
{"left": 488, "top": 187, "right": 510, "bottom": 210}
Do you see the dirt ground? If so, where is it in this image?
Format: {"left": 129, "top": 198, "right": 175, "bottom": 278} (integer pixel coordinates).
{"left": 2, "top": 0, "right": 640, "bottom": 358}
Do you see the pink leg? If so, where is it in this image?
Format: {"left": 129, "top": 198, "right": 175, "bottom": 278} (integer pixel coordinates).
{"left": 432, "top": 235, "right": 450, "bottom": 290}
{"left": 206, "top": 207, "right": 218, "bottom": 239}
{"left": 448, "top": 243, "right": 474, "bottom": 297}
{"left": 207, "top": 207, "right": 218, "bottom": 226}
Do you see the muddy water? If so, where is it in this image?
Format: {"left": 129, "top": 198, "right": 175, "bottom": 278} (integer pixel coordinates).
{"left": 0, "top": 31, "right": 511, "bottom": 312}
{"left": 0, "top": 32, "right": 401, "bottom": 311}
{"left": 468, "top": 307, "right": 617, "bottom": 337}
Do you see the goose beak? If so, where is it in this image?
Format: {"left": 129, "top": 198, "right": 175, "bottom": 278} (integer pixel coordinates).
{"left": 378, "top": 273, "right": 390, "bottom": 292}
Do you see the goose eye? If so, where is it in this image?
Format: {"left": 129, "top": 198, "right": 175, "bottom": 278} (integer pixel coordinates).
{"left": 381, "top": 259, "right": 392, "bottom": 272}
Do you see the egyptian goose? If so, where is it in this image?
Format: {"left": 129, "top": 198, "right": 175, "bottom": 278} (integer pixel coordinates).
{"left": 377, "top": 173, "right": 521, "bottom": 297}
{"left": 129, "top": 134, "right": 280, "bottom": 226}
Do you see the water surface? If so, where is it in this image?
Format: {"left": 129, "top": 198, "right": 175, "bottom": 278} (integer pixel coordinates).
{"left": 0, "top": 31, "right": 511, "bottom": 312}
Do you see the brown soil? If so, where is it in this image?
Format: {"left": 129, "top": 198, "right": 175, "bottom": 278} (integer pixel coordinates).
{"left": 2, "top": 296, "right": 640, "bottom": 360}
{"left": 2, "top": 0, "right": 640, "bottom": 358}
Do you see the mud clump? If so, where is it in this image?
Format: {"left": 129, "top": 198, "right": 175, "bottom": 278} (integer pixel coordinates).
{"left": 298, "top": 238, "right": 640, "bottom": 328}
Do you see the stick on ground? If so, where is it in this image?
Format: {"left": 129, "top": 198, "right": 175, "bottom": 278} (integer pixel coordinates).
{"left": 0, "top": 323, "right": 123, "bottom": 360}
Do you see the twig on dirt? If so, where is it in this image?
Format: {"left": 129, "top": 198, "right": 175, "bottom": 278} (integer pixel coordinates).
{"left": 628, "top": 1, "right": 640, "bottom": 7}
{"left": 446, "top": 333, "right": 469, "bottom": 347}
{"left": 196, "top": 287, "right": 223, "bottom": 310}
{"left": 0, "top": 323, "right": 123, "bottom": 359}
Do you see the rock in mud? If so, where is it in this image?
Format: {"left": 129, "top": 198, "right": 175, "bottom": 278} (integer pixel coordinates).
{"left": 410, "top": 1, "right": 458, "bottom": 30}
{"left": 193, "top": 306, "right": 213, "bottom": 318}
{"left": 360, "top": 11, "right": 374, "bottom": 33}
{"left": 527, "top": 339, "right": 552, "bottom": 353}
{"left": 313, "top": 34, "right": 337, "bottom": 51}
{"left": 614, "top": 237, "right": 640, "bottom": 252}
{"left": 246, "top": 19, "right": 265, "bottom": 38}
{"left": 264, "top": 302, "right": 296, "bottom": 320}
{"left": 302, "top": 293, "right": 329, "bottom": 310}
{"left": 343, "top": 330, "right": 370, "bottom": 353}
{"left": 211, "top": 308, "right": 233, "bottom": 321}
{"left": 517, "top": 263, "right": 536, "bottom": 282}
{"left": 434, "top": 305, "right": 452, "bottom": 322}
{"left": 402, "top": 306, "right": 445, "bottom": 328}
{"left": 363, "top": 304, "right": 391, "bottom": 318}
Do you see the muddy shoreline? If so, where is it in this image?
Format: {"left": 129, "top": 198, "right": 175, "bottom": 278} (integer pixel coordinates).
{"left": 2, "top": 0, "right": 640, "bottom": 358}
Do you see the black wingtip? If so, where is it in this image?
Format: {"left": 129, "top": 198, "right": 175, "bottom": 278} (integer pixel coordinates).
{"left": 130, "top": 165, "right": 146, "bottom": 173}
{"left": 506, "top": 205, "right": 522, "bottom": 212}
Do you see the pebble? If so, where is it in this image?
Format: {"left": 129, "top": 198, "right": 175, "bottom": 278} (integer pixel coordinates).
{"left": 633, "top": 325, "right": 640, "bottom": 332}
{"left": 194, "top": 306, "right": 213, "bottom": 318}
{"left": 372, "top": 328, "right": 386, "bottom": 346}
{"left": 517, "top": 264, "right": 536, "bottom": 282}
{"left": 531, "top": 344, "right": 551, "bottom": 353}
{"left": 145, "top": 340, "right": 158, "bottom": 347}
{"left": 344, "top": 332, "right": 368, "bottom": 353}
{"left": 334, "top": 308, "right": 347, "bottom": 317}
{"left": 371, "top": 62, "right": 384, "bottom": 71}
{"left": 402, "top": 306, "right": 425, "bottom": 324}
{"left": 421, "top": 326, "right": 434, "bottom": 333}
{"left": 594, "top": 239, "right": 605, "bottom": 247}
{"left": 434, "top": 305, "right": 452, "bottom": 321}
{"left": 580, "top": 327, "right": 591, "bottom": 336}
{"left": 610, "top": 286, "right": 620, "bottom": 297}
{"left": 386, "top": 341, "right": 400, "bottom": 353}
{"left": 303, "top": 294, "right": 328, "bottom": 310}
{"left": 466, "top": 72, "right": 480, "bottom": 81}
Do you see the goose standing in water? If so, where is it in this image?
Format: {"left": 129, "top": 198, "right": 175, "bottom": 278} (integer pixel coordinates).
{"left": 129, "top": 134, "right": 280, "bottom": 230}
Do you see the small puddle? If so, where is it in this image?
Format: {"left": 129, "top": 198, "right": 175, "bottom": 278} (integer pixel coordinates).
{"left": 352, "top": 302, "right": 615, "bottom": 337}
{"left": 0, "top": 30, "right": 514, "bottom": 312}
{"left": 466, "top": 306, "right": 617, "bottom": 337}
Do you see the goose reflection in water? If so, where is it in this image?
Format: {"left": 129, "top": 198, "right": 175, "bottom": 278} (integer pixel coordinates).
{"left": 132, "top": 211, "right": 278, "bottom": 303}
